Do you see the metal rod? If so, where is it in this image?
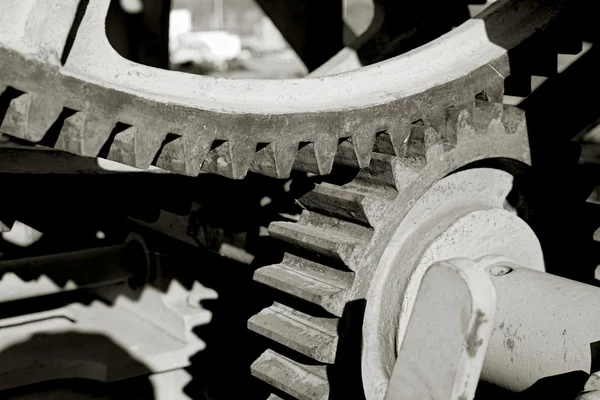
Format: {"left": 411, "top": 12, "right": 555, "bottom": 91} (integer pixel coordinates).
{"left": 482, "top": 265, "right": 600, "bottom": 392}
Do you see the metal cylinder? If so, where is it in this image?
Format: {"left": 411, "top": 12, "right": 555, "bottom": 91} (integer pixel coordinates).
{"left": 482, "top": 265, "right": 600, "bottom": 391}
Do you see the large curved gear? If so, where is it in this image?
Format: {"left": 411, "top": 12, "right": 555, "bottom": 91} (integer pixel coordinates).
{"left": 0, "top": 0, "right": 575, "bottom": 180}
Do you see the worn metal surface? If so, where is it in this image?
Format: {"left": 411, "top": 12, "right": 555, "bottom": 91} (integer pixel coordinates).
{"left": 245, "top": 1, "right": 586, "bottom": 395}
{"left": 0, "top": 0, "right": 569, "bottom": 179}
{"left": 483, "top": 264, "right": 600, "bottom": 391}
{"left": 249, "top": 101, "right": 534, "bottom": 399}
{"left": 384, "top": 259, "right": 496, "bottom": 400}
{"left": 362, "top": 168, "right": 544, "bottom": 400}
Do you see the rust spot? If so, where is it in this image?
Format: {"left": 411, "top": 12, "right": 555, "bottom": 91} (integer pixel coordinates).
{"left": 466, "top": 310, "right": 486, "bottom": 358}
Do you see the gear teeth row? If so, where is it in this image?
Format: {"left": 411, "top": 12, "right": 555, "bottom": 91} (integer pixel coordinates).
{"left": 0, "top": 271, "right": 76, "bottom": 303}
{"left": 249, "top": 99, "right": 532, "bottom": 398}
{"left": 0, "top": 82, "right": 388, "bottom": 180}
{"left": 1, "top": 0, "right": 553, "bottom": 180}
{"left": 251, "top": 349, "right": 329, "bottom": 400}
{"left": 248, "top": 302, "right": 338, "bottom": 363}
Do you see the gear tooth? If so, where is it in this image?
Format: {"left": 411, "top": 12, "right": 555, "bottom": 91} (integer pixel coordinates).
{"left": 361, "top": 153, "right": 425, "bottom": 194}
{"left": 248, "top": 302, "right": 339, "bottom": 363}
{"left": 56, "top": 111, "right": 86, "bottom": 154}
{"left": 0, "top": 93, "right": 30, "bottom": 140}
{"left": 251, "top": 349, "right": 329, "bottom": 400}
{"left": 254, "top": 253, "right": 353, "bottom": 316}
{"left": 27, "top": 92, "right": 64, "bottom": 141}
{"left": 107, "top": 126, "right": 136, "bottom": 166}
{"left": 128, "top": 126, "right": 170, "bottom": 170}
{"left": 502, "top": 104, "right": 527, "bottom": 136}
{"left": 380, "top": 123, "right": 413, "bottom": 158}
{"left": 0, "top": 92, "right": 63, "bottom": 142}
{"left": 473, "top": 100, "right": 506, "bottom": 136}
{"left": 444, "top": 106, "right": 476, "bottom": 146}
{"left": 294, "top": 135, "right": 338, "bottom": 175}
{"left": 268, "top": 219, "right": 366, "bottom": 271}
{"left": 299, "top": 182, "right": 390, "bottom": 228}
{"left": 406, "top": 124, "right": 444, "bottom": 161}
{"left": 201, "top": 139, "right": 254, "bottom": 179}
{"left": 334, "top": 129, "right": 376, "bottom": 168}
{"left": 250, "top": 140, "right": 299, "bottom": 179}
{"left": 182, "top": 131, "right": 216, "bottom": 177}
{"left": 155, "top": 134, "right": 186, "bottom": 174}
{"left": 75, "top": 111, "right": 117, "bottom": 157}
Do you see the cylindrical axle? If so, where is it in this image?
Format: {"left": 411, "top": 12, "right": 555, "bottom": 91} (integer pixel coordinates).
{"left": 482, "top": 265, "right": 600, "bottom": 392}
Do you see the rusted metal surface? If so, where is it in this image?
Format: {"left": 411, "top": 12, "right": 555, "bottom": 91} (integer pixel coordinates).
{"left": 0, "top": 0, "right": 570, "bottom": 179}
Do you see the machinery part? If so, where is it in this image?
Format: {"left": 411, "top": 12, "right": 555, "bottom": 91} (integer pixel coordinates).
{"left": 373, "top": 253, "right": 600, "bottom": 400}
{"left": 375, "top": 257, "right": 600, "bottom": 399}
{"left": 384, "top": 258, "right": 496, "bottom": 400}
{"left": 0, "top": 230, "right": 217, "bottom": 396}
{"left": 248, "top": 109, "right": 534, "bottom": 400}
{"left": 245, "top": 1, "right": 589, "bottom": 397}
{"left": 362, "top": 168, "right": 544, "bottom": 399}
{"left": 481, "top": 263, "right": 600, "bottom": 391}
{"left": 0, "top": 0, "right": 576, "bottom": 180}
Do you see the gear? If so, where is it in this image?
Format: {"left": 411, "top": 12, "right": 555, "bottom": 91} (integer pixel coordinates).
{"left": 245, "top": 1, "right": 587, "bottom": 398}
{"left": 0, "top": 0, "right": 576, "bottom": 180}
